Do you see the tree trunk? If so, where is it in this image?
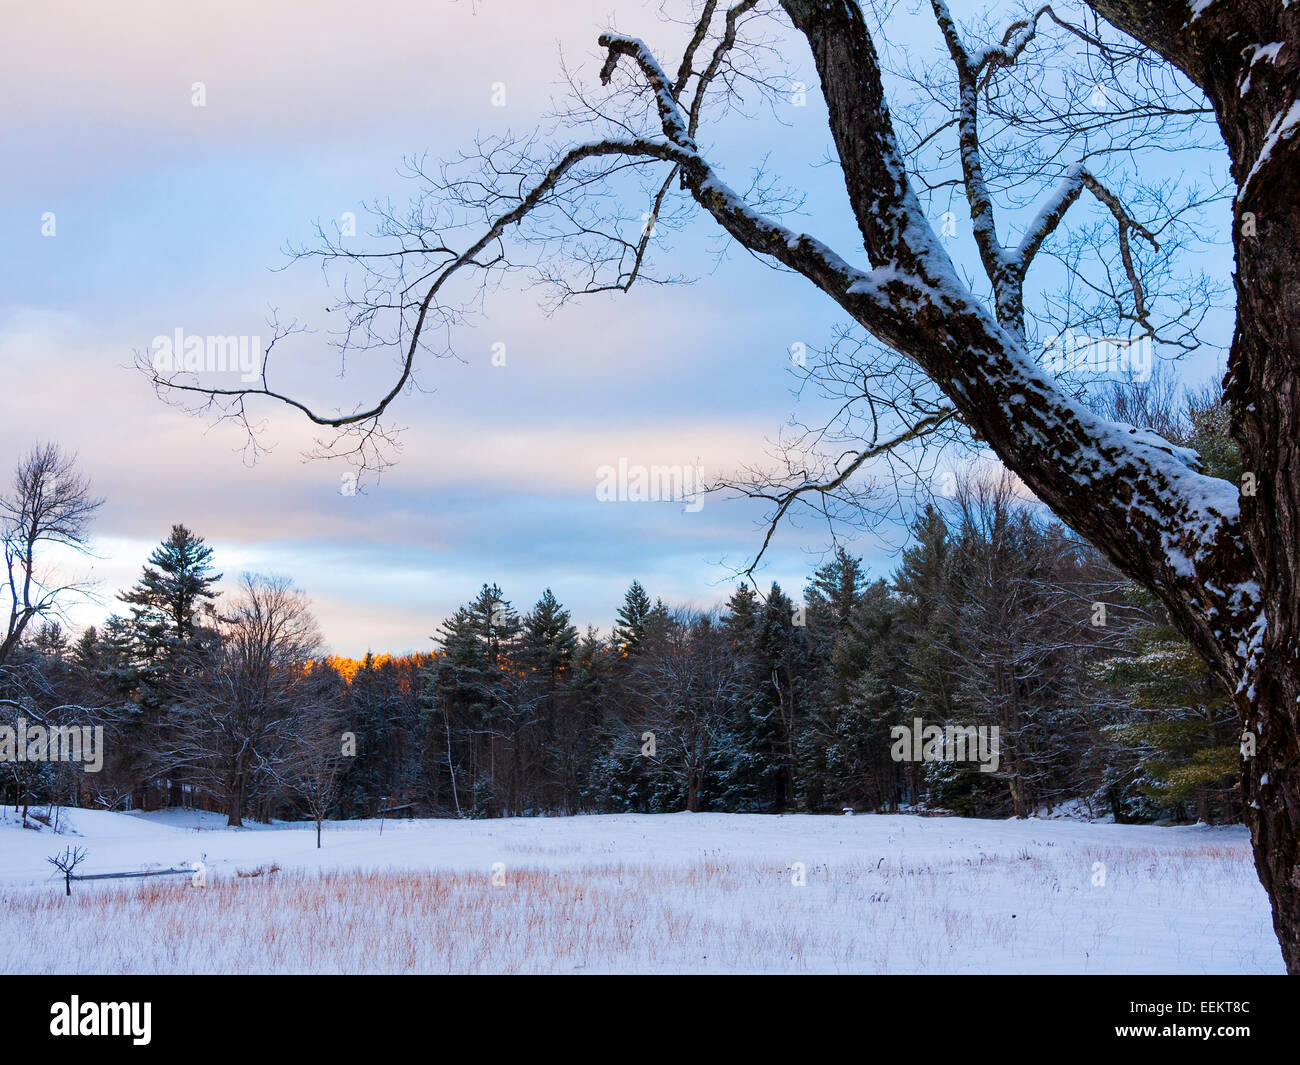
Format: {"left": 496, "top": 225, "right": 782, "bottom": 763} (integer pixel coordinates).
{"left": 1191, "top": 0, "right": 1300, "bottom": 976}
{"left": 991, "top": 0, "right": 1300, "bottom": 973}
{"left": 781, "top": 0, "right": 1300, "bottom": 968}
{"left": 226, "top": 774, "right": 245, "bottom": 828}
{"left": 1240, "top": 661, "right": 1300, "bottom": 972}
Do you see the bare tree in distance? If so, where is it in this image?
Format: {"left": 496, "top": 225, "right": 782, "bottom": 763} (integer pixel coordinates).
{"left": 163, "top": 574, "right": 322, "bottom": 827}
{"left": 285, "top": 694, "right": 353, "bottom": 849}
{"left": 145, "top": 2, "right": 1300, "bottom": 969}
{"left": 0, "top": 451, "right": 111, "bottom": 811}
{"left": 1, "top": 444, "right": 102, "bottom": 671}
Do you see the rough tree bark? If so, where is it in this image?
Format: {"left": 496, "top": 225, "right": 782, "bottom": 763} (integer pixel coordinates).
{"left": 1082, "top": 0, "right": 1300, "bottom": 974}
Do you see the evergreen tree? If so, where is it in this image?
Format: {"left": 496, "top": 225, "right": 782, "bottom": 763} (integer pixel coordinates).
{"left": 121, "top": 525, "right": 221, "bottom": 652}
{"left": 521, "top": 589, "right": 578, "bottom": 811}
{"left": 612, "top": 580, "right": 654, "bottom": 655}
{"left": 710, "top": 585, "right": 784, "bottom": 811}
{"left": 832, "top": 579, "right": 906, "bottom": 812}
{"left": 522, "top": 588, "right": 579, "bottom": 680}
{"left": 427, "top": 584, "right": 527, "bottom": 816}
{"left": 119, "top": 524, "right": 221, "bottom": 807}
{"left": 891, "top": 504, "right": 955, "bottom": 806}
{"left": 751, "top": 583, "right": 803, "bottom": 811}
{"left": 1099, "top": 616, "right": 1238, "bottom": 823}
{"left": 339, "top": 652, "right": 406, "bottom": 817}
{"left": 799, "top": 551, "right": 868, "bottom": 809}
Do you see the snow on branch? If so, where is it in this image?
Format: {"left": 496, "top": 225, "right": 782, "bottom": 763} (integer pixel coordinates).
{"left": 1014, "top": 166, "right": 1159, "bottom": 326}
{"left": 598, "top": 35, "right": 697, "bottom": 149}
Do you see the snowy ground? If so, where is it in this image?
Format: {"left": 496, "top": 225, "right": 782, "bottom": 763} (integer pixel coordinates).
{"left": 0, "top": 807, "right": 1282, "bottom": 973}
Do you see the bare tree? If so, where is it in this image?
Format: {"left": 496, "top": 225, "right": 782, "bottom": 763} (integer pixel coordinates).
{"left": 47, "top": 844, "right": 88, "bottom": 897}
{"left": 164, "top": 575, "right": 322, "bottom": 827}
{"left": 146, "top": 2, "right": 1300, "bottom": 968}
{"left": 1, "top": 444, "right": 102, "bottom": 670}
{"left": 284, "top": 687, "right": 352, "bottom": 848}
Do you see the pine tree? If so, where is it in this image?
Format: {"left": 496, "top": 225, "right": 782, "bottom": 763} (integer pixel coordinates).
{"left": 832, "top": 579, "right": 906, "bottom": 812}
{"left": 121, "top": 525, "right": 221, "bottom": 652}
{"left": 428, "top": 584, "right": 526, "bottom": 816}
{"left": 31, "top": 620, "right": 68, "bottom": 660}
{"left": 751, "top": 583, "right": 803, "bottom": 811}
{"left": 522, "top": 589, "right": 578, "bottom": 680}
{"left": 119, "top": 525, "right": 221, "bottom": 807}
{"left": 612, "top": 580, "right": 654, "bottom": 656}
{"left": 710, "top": 585, "right": 784, "bottom": 811}
{"left": 1099, "top": 618, "right": 1238, "bottom": 823}
{"left": 340, "top": 652, "right": 407, "bottom": 817}
{"left": 807, "top": 548, "right": 865, "bottom": 626}
{"left": 520, "top": 589, "right": 579, "bottom": 811}
{"left": 799, "top": 550, "right": 868, "bottom": 809}
{"left": 890, "top": 504, "right": 955, "bottom": 807}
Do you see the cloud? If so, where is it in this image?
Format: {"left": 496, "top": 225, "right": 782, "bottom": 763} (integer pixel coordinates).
{"left": 3, "top": 305, "right": 841, "bottom": 653}
{"left": 1, "top": 0, "right": 916, "bottom": 655}
{"left": 2, "top": 0, "right": 624, "bottom": 152}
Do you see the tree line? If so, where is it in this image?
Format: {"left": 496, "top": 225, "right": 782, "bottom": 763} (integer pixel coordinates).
{"left": 2, "top": 408, "right": 1240, "bottom": 830}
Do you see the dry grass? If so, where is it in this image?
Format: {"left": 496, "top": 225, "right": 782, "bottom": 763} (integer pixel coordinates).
{"left": 0, "top": 839, "right": 1278, "bottom": 974}
{"left": 234, "top": 863, "right": 281, "bottom": 879}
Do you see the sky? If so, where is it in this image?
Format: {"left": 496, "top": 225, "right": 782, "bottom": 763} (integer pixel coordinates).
{"left": 0, "top": 0, "right": 1233, "bottom": 656}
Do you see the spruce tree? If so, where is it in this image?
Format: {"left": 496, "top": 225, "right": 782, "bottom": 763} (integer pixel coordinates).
{"left": 710, "top": 585, "right": 784, "bottom": 811}
{"left": 752, "top": 583, "right": 803, "bottom": 811}
{"left": 521, "top": 589, "right": 579, "bottom": 811}
{"left": 121, "top": 524, "right": 221, "bottom": 652}
{"left": 429, "top": 584, "right": 523, "bottom": 816}
{"left": 1099, "top": 600, "right": 1238, "bottom": 823}
{"left": 799, "top": 551, "right": 867, "bottom": 808}
{"left": 119, "top": 524, "right": 221, "bottom": 807}
{"left": 522, "top": 588, "right": 578, "bottom": 680}
{"left": 613, "top": 580, "right": 653, "bottom": 655}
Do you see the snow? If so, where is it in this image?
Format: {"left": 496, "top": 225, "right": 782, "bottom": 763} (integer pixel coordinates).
{"left": 0, "top": 807, "right": 1281, "bottom": 973}
{"left": 1240, "top": 42, "right": 1286, "bottom": 95}
{"left": 598, "top": 34, "right": 696, "bottom": 151}
{"left": 1240, "top": 97, "right": 1300, "bottom": 200}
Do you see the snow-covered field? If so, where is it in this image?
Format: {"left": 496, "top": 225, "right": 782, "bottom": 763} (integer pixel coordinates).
{"left": 0, "top": 807, "right": 1282, "bottom": 973}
